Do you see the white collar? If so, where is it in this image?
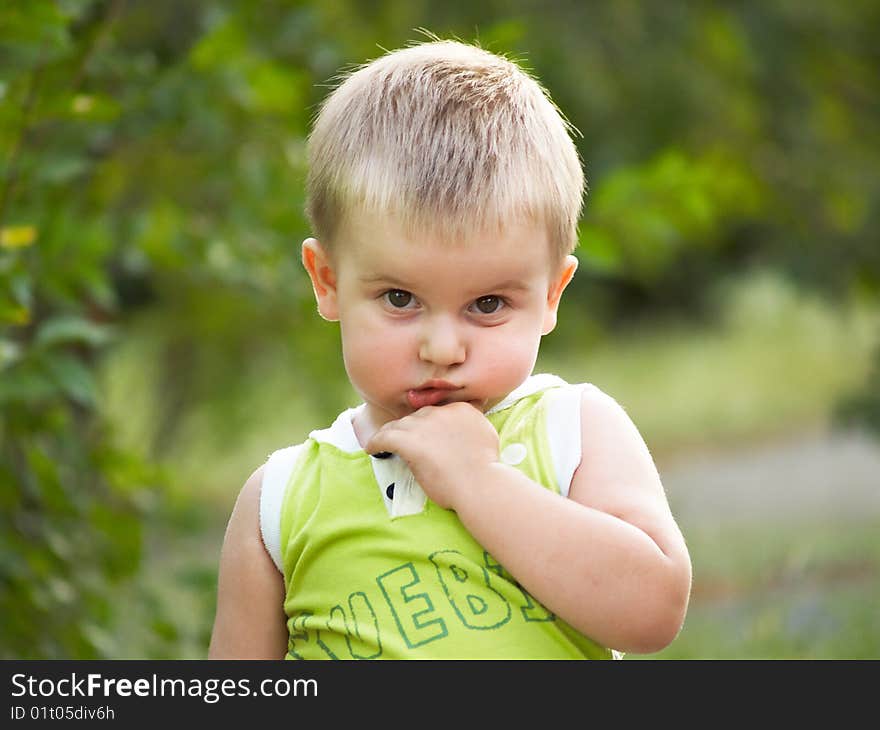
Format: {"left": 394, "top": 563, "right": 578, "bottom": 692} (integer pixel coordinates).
{"left": 308, "top": 373, "right": 567, "bottom": 453}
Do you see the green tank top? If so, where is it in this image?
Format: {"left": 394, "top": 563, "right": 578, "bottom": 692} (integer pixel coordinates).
{"left": 261, "top": 374, "right": 614, "bottom": 659}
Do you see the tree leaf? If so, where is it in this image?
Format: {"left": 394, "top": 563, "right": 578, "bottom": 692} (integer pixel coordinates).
{"left": 35, "top": 315, "right": 116, "bottom": 350}
{"left": 43, "top": 353, "right": 97, "bottom": 407}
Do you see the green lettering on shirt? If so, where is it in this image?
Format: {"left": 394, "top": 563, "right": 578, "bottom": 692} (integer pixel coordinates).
{"left": 377, "top": 562, "right": 447, "bottom": 649}
{"left": 346, "top": 591, "right": 383, "bottom": 659}
{"left": 431, "top": 549, "right": 511, "bottom": 630}
{"left": 288, "top": 612, "right": 314, "bottom": 659}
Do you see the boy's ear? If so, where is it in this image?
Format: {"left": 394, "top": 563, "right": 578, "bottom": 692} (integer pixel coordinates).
{"left": 542, "top": 254, "right": 578, "bottom": 335}
{"left": 301, "top": 238, "right": 340, "bottom": 321}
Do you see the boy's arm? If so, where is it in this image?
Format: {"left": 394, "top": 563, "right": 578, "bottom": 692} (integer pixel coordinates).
{"left": 208, "top": 465, "right": 288, "bottom": 659}
{"left": 366, "top": 390, "right": 692, "bottom": 655}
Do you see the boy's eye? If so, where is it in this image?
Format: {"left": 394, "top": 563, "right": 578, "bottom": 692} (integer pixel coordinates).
{"left": 385, "top": 289, "right": 413, "bottom": 308}
{"left": 473, "top": 295, "right": 504, "bottom": 314}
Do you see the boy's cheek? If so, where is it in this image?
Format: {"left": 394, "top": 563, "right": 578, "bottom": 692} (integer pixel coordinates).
{"left": 473, "top": 335, "right": 540, "bottom": 391}
{"left": 342, "top": 324, "right": 410, "bottom": 379}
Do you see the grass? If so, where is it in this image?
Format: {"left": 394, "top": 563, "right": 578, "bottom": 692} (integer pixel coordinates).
{"left": 646, "top": 521, "right": 880, "bottom": 659}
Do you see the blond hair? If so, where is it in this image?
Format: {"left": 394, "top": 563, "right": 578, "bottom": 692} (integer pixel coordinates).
{"left": 305, "top": 38, "right": 584, "bottom": 262}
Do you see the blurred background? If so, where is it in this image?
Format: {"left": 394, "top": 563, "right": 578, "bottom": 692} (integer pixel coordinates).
{"left": 1, "top": 0, "right": 878, "bottom": 659}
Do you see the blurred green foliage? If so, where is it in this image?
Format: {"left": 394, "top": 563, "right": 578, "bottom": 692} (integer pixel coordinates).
{"left": 1, "top": 0, "right": 878, "bottom": 658}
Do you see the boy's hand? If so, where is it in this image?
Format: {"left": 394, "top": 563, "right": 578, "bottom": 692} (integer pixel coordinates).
{"left": 365, "top": 402, "right": 499, "bottom": 510}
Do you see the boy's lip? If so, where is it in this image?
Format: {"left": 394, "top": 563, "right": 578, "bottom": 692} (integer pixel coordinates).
{"left": 414, "top": 379, "right": 461, "bottom": 391}
{"left": 407, "top": 380, "right": 463, "bottom": 409}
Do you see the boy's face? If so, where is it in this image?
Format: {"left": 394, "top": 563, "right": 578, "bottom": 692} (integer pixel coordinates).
{"left": 302, "top": 211, "right": 577, "bottom": 431}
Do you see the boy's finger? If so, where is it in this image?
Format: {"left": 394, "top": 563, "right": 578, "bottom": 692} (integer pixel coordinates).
{"left": 365, "top": 428, "right": 399, "bottom": 457}
{"left": 365, "top": 415, "right": 430, "bottom": 457}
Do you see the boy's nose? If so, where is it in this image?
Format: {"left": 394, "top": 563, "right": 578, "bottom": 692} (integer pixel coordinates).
{"left": 418, "top": 315, "right": 466, "bottom": 366}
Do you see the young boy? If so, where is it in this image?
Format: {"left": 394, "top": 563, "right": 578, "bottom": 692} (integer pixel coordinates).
{"left": 208, "top": 38, "right": 691, "bottom": 660}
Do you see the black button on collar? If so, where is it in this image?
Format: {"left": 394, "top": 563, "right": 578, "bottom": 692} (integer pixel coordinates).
{"left": 386, "top": 483, "right": 395, "bottom": 500}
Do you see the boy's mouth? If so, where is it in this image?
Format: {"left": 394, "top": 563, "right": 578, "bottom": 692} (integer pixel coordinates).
{"left": 407, "top": 380, "right": 462, "bottom": 409}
